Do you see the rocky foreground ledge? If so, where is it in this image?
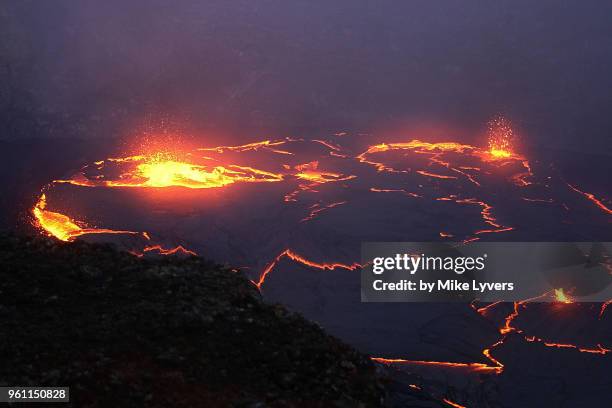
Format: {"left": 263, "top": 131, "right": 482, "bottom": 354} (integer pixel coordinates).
{"left": 0, "top": 234, "right": 384, "bottom": 407}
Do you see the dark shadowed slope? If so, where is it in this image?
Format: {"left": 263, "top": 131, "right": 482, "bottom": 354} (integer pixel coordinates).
{"left": 0, "top": 234, "right": 385, "bottom": 408}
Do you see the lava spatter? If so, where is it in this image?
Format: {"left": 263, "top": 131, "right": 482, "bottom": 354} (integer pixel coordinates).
{"left": 453, "top": 197, "right": 514, "bottom": 237}
{"left": 293, "top": 161, "right": 356, "bottom": 184}
{"left": 486, "top": 116, "right": 515, "bottom": 160}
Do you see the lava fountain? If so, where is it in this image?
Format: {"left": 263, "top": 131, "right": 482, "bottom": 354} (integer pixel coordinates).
{"left": 486, "top": 116, "right": 516, "bottom": 159}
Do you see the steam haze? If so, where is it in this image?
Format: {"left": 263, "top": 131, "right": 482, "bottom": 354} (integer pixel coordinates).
{"left": 1, "top": 0, "right": 612, "bottom": 151}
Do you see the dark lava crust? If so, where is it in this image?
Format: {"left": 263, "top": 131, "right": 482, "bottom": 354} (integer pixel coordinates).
{"left": 0, "top": 234, "right": 383, "bottom": 407}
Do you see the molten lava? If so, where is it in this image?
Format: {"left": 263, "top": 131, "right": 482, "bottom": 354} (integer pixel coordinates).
{"left": 255, "top": 249, "right": 361, "bottom": 289}
{"left": 142, "top": 244, "right": 198, "bottom": 257}
{"left": 33, "top": 194, "right": 138, "bottom": 242}
{"left": 293, "top": 161, "right": 355, "bottom": 184}
{"left": 60, "top": 153, "right": 284, "bottom": 189}
{"left": 443, "top": 398, "right": 467, "bottom": 408}
{"left": 371, "top": 357, "right": 501, "bottom": 374}
{"left": 370, "top": 287, "right": 610, "bottom": 390}
{"left": 566, "top": 183, "right": 612, "bottom": 215}
{"left": 136, "top": 160, "right": 241, "bottom": 188}
{"left": 28, "top": 129, "right": 611, "bottom": 397}
{"left": 33, "top": 194, "right": 83, "bottom": 242}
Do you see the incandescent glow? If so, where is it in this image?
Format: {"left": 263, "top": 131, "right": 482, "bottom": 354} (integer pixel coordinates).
{"left": 28, "top": 127, "right": 612, "bottom": 400}
{"left": 33, "top": 193, "right": 139, "bottom": 242}
{"left": 489, "top": 149, "right": 512, "bottom": 159}
{"left": 74, "top": 154, "right": 284, "bottom": 189}
{"left": 136, "top": 160, "right": 234, "bottom": 188}
{"left": 443, "top": 398, "right": 467, "bottom": 408}
{"left": 198, "top": 139, "right": 295, "bottom": 154}
{"left": 255, "top": 248, "right": 361, "bottom": 289}
{"left": 33, "top": 193, "right": 196, "bottom": 257}
{"left": 554, "top": 288, "right": 573, "bottom": 304}
{"left": 293, "top": 161, "right": 355, "bottom": 183}
{"left": 142, "top": 245, "right": 198, "bottom": 257}
{"left": 371, "top": 357, "right": 501, "bottom": 373}
{"left": 301, "top": 201, "right": 347, "bottom": 222}
{"left": 566, "top": 183, "right": 612, "bottom": 215}
{"left": 33, "top": 194, "right": 83, "bottom": 242}
{"left": 486, "top": 116, "right": 515, "bottom": 159}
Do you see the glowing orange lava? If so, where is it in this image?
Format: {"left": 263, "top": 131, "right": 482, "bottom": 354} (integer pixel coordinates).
{"left": 443, "top": 398, "right": 467, "bottom": 408}
{"left": 29, "top": 132, "right": 611, "bottom": 394}
{"left": 255, "top": 249, "right": 361, "bottom": 289}
{"left": 371, "top": 357, "right": 501, "bottom": 373}
{"left": 59, "top": 153, "right": 283, "bottom": 190}
{"left": 141, "top": 245, "right": 197, "bottom": 257}
{"left": 566, "top": 183, "right": 612, "bottom": 215}
{"left": 198, "top": 139, "right": 296, "bottom": 154}
{"left": 33, "top": 194, "right": 84, "bottom": 241}
{"left": 524, "top": 336, "right": 610, "bottom": 355}
{"left": 416, "top": 170, "right": 457, "bottom": 180}
{"left": 33, "top": 194, "right": 139, "bottom": 242}
{"left": 454, "top": 198, "right": 514, "bottom": 236}
{"left": 356, "top": 140, "right": 475, "bottom": 173}
{"left": 284, "top": 161, "right": 356, "bottom": 202}
{"left": 33, "top": 193, "right": 196, "bottom": 257}
{"left": 357, "top": 129, "right": 532, "bottom": 191}
{"left": 471, "top": 301, "right": 502, "bottom": 316}
{"left": 293, "top": 161, "right": 355, "bottom": 184}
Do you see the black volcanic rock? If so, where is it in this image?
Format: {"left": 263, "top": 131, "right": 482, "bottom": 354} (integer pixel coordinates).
{"left": 0, "top": 234, "right": 383, "bottom": 407}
